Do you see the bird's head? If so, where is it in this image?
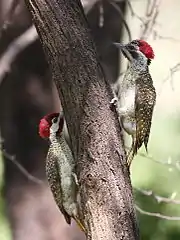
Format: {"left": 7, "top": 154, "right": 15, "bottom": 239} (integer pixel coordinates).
{"left": 113, "top": 39, "right": 154, "bottom": 65}
{"left": 38, "top": 112, "right": 64, "bottom": 139}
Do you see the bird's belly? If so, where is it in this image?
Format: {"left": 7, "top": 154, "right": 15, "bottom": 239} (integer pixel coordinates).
{"left": 121, "top": 116, "right": 136, "bottom": 136}
{"left": 61, "top": 175, "right": 73, "bottom": 198}
{"left": 121, "top": 88, "right": 135, "bottom": 116}
{"left": 61, "top": 176, "right": 77, "bottom": 216}
{"left": 62, "top": 176, "right": 73, "bottom": 198}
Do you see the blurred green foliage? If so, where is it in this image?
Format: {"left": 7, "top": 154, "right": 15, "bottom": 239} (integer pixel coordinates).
{"left": 0, "top": 153, "right": 11, "bottom": 240}
{"left": 132, "top": 114, "right": 180, "bottom": 239}
{"left": 0, "top": 114, "right": 180, "bottom": 240}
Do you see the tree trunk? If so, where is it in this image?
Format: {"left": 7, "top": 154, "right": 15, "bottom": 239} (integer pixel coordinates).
{"left": 0, "top": 2, "right": 83, "bottom": 240}
{"left": 25, "top": 0, "right": 139, "bottom": 239}
{"left": 0, "top": 1, "right": 126, "bottom": 240}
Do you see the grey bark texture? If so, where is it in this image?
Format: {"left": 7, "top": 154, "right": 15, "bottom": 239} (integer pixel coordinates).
{"left": 25, "top": 0, "right": 139, "bottom": 239}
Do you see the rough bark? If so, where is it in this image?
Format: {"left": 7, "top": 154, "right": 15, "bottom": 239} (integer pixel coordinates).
{"left": 0, "top": 2, "right": 82, "bottom": 240}
{"left": 0, "top": 1, "right": 124, "bottom": 239}
{"left": 25, "top": 0, "right": 139, "bottom": 239}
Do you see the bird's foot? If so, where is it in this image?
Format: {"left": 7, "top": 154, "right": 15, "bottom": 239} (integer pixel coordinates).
{"left": 72, "top": 172, "right": 79, "bottom": 186}
{"left": 110, "top": 97, "right": 118, "bottom": 105}
{"left": 110, "top": 97, "right": 128, "bottom": 117}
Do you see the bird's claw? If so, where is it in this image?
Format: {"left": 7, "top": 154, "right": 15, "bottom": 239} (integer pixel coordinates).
{"left": 72, "top": 172, "right": 79, "bottom": 186}
{"left": 110, "top": 97, "right": 118, "bottom": 105}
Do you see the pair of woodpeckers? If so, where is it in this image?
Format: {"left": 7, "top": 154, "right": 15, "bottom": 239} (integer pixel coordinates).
{"left": 38, "top": 39, "right": 156, "bottom": 232}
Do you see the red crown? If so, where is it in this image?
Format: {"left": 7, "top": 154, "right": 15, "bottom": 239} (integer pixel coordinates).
{"left": 39, "top": 113, "right": 61, "bottom": 139}
{"left": 138, "top": 40, "right": 154, "bottom": 59}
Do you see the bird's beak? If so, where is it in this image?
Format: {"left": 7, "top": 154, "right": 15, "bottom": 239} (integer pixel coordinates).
{"left": 113, "top": 42, "right": 125, "bottom": 48}
{"left": 113, "top": 42, "right": 133, "bottom": 62}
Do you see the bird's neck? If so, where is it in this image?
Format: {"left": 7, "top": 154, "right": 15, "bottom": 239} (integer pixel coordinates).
{"left": 130, "top": 54, "right": 149, "bottom": 72}
{"left": 49, "top": 132, "right": 64, "bottom": 145}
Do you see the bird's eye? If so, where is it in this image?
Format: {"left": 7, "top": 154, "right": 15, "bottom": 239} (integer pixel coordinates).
{"left": 131, "top": 40, "right": 138, "bottom": 46}
{"left": 52, "top": 117, "right": 58, "bottom": 124}
{"left": 128, "top": 45, "right": 135, "bottom": 50}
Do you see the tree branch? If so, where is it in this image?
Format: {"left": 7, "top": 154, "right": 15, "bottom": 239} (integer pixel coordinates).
{"left": 0, "top": 25, "right": 38, "bottom": 84}
{"left": 0, "top": 0, "right": 20, "bottom": 37}
{"left": 140, "top": 0, "right": 161, "bottom": 40}
{"left": 1, "top": 148, "right": 43, "bottom": 185}
{"left": 109, "top": 0, "right": 132, "bottom": 41}
{"left": 125, "top": 145, "right": 180, "bottom": 172}
{"left": 136, "top": 150, "right": 180, "bottom": 172}
{"left": 4, "top": 142, "right": 180, "bottom": 221}
{"left": 134, "top": 187, "right": 180, "bottom": 205}
{"left": 135, "top": 205, "right": 180, "bottom": 221}
{"left": 25, "top": 0, "right": 139, "bottom": 239}
{"left": 159, "top": 63, "right": 180, "bottom": 94}
{"left": 82, "top": 0, "right": 100, "bottom": 14}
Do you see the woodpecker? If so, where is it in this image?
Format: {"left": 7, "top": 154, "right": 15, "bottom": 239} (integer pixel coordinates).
{"left": 112, "top": 39, "right": 156, "bottom": 167}
{"left": 38, "top": 112, "right": 85, "bottom": 232}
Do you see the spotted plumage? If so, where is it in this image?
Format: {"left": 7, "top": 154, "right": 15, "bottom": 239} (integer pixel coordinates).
{"left": 132, "top": 71, "right": 156, "bottom": 160}
{"left": 39, "top": 113, "right": 85, "bottom": 232}
{"left": 46, "top": 137, "right": 74, "bottom": 224}
{"left": 112, "top": 39, "right": 156, "bottom": 167}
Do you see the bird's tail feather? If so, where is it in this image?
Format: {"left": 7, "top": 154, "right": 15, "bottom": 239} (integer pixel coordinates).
{"left": 74, "top": 217, "right": 86, "bottom": 233}
{"left": 127, "top": 136, "right": 137, "bottom": 167}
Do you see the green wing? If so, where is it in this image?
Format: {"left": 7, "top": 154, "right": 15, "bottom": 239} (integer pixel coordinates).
{"left": 134, "top": 74, "right": 156, "bottom": 153}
